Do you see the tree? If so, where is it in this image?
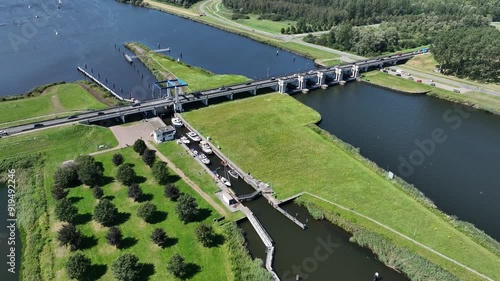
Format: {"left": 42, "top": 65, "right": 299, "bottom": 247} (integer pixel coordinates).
{"left": 66, "top": 253, "right": 91, "bottom": 281}
{"left": 152, "top": 161, "right": 169, "bottom": 184}
{"left": 52, "top": 186, "right": 69, "bottom": 200}
{"left": 137, "top": 202, "right": 156, "bottom": 223}
{"left": 74, "top": 155, "right": 103, "bottom": 186}
{"left": 142, "top": 149, "right": 156, "bottom": 167}
{"left": 195, "top": 224, "right": 215, "bottom": 247}
{"left": 92, "top": 186, "right": 104, "bottom": 199}
{"left": 164, "top": 183, "right": 180, "bottom": 201}
{"left": 93, "top": 199, "right": 119, "bottom": 226}
{"left": 128, "top": 183, "right": 143, "bottom": 202}
{"left": 57, "top": 224, "right": 82, "bottom": 251}
{"left": 112, "top": 153, "right": 125, "bottom": 166}
{"left": 116, "top": 164, "right": 136, "bottom": 186}
{"left": 175, "top": 194, "right": 198, "bottom": 223}
{"left": 133, "top": 139, "right": 147, "bottom": 155}
{"left": 54, "top": 165, "right": 79, "bottom": 189}
{"left": 167, "top": 253, "right": 187, "bottom": 278}
{"left": 151, "top": 228, "right": 167, "bottom": 248}
{"left": 106, "top": 226, "right": 123, "bottom": 248}
{"left": 280, "top": 27, "right": 285, "bottom": 34}
{"left": 112, "top": 254, "right": 142, "bottom": 281}
{"left": 55, "top": 198, "right": 78, "bottom": 223}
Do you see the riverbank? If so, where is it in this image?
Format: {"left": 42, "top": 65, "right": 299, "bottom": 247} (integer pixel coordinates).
{"left": 182, "top": 93, "right": 500, "bottom": 281}
{"left": 125, "top": 42, "right": 250, "bottom": 92}
{"left": 0, "top": 82, "right": 119, "bottom": 129}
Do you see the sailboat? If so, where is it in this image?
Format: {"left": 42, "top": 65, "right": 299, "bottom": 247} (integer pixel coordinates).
{"left": 220, "top": 160, "right": 231, "bottom": 186}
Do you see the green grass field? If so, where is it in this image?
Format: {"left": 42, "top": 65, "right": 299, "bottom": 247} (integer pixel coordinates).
{"left": 182, "top": 93, "right": 500, "bottom": 281}
{"left": 50, "top": 147, "right": 232, "bottom": 280}
{"left": 126, "top": 43, "right": 249, "bottom": 92}
{"left": 363, "top": 71, "right": 430, "bottom": 93}
{"left": 0, "top": 83, "right": 109, "bottom": 128}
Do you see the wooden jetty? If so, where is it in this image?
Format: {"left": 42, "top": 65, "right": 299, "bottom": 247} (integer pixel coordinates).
{"left": 77, "top": 66, "right": 125, "bottom": 101}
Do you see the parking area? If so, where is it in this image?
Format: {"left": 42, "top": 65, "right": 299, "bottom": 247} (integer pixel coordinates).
{"left": 383, "top": 67, "right": 468, "bottom": 93}
{"left": 109, "top": 121, "right": 156, "bottom": 148}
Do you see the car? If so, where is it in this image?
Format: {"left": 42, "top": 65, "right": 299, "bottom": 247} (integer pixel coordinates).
{"left": 33, "top": 123, "right": 44, "bottom": 128}
{"left": 397, "top": 52, "right": 402, "bottom": 56}
{"left": 408, "top": 77, "right": 414, "bottom": 80}
{"left": 428, "top": 79, "right": 433, "bottom": 82}
{"left": 382, "top": 69, "right": 388, "bottom": 73}
{"left": 97, "top": 112, "right": 106, "bottom": 115}
{"left": 453, "top": 89, "right": 461, "bottom": 93}
{"left": 417, "top": 79, "right": 422, "bottom": 83}
{"left": 227, "top": 87, "right": 232, "bottom": 90}
{"left": 67, "top": 115, "right": 78, "bottom": 119}
{"left": 396, "top": 73, "right": 401, "bottom": 77}
{"left": 219, "top": 86, "right": 226, "bottom": 90}
{"left": 0, "top": 130, "right": 8, "bottom": 136}
{"left": 271, "top": 77, "right": 276, "bottom": 80}
{"left": 245, "top": 82, "right": 252, "bottom": 85}
{"left": 430, "top": 83, "right": 436, "bottom": 86}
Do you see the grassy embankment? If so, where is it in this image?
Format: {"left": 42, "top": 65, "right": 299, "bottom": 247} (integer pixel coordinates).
{"left": 0, "top": 125, "right": 118, "bottom": 281}
{"left": 154, "top": 141, "right": 242, "bottom": 222}
{"left": 364, "top": 71, "right": 500, "bottom": 115}
{"left": 0, "top": 82, "right": 117, "bottom": 128}
{"left": 125, "top": 42, "right": 249, "bottom": 92}
{"left": 182, "top": 93, "right": 500, "bottom": 281}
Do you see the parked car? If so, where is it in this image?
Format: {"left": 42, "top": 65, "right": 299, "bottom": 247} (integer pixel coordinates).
{"left": 417, "top": 79, "right": 422, "bottom": 83}
{"left": 430, "top": 83, "right": 436, "bottom": 86}
{"left": 33, "top": 123, "right": 44, "bottom": 128}
{"left": 67, "top": 115, "right": 78, "bottom": 119}
{"left": 396, "top": 73, "right": 401, "bottom": 77}
{"left": 408, "top": 77, "right": 414, "bottom": 80}
{"left": 0, "top": 130, "right": 8, "bottom": 136}
{"left": 453, "top": 89, "right": 461, "bottom": 93}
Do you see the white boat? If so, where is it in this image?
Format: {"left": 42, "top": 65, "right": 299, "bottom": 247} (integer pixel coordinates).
{"left": 220, "top": 176, "right": 231, "bottom": 187}
{"left": 228, "top": 169, "right": 238, "bottom": 179}
{"left": 190, "top": 149, "right": 198, "bottom": 157}
{"left": 199, "top": 141, "right": 213, "bottom": 154}
{"left": 171, "top": 117, "right": 183, "bottom": 127}
{"left": 186, "top": 132, "right": 201, "bottom": 142}
{"left": 180, "top": 136, "right": 190, "bottom": 144}
{"left": 198, "top": 153, "right": 210, "bottom": 165}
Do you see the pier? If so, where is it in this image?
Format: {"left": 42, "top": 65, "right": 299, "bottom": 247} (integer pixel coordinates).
{"left": 128, "top": 48, "right": 171, "bottom": 59}
{"left": 77, "top": 66, "right": 126, "bottom": 101}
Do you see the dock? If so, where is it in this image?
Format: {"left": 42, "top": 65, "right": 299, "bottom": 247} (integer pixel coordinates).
{"left": 77, "top": 66, "right": 125, "bottom": 101}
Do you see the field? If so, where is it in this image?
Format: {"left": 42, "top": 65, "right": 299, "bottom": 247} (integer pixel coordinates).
{"left": 50, "top": 147, "right": 232, "bottom": 280}
{"left": 125, "top": 43, "right": 249, "bottom": 92}
{"left": 182, "top": 93, "right": 500, "bottom": 281}
{"left": 0, "top": 83, "right": 110, "bottom": 128}
{"left": 363, "top": 71, "right": 430, "bottom": 93}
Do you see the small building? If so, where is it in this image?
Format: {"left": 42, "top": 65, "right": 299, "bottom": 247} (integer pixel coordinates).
{"left": 221, "top": 191, "right": 237, "bottom": 206}
{"left": 153, "top": 125, "right": 176, "bottom": 143}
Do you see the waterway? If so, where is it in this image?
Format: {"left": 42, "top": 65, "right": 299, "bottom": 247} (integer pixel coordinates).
{"left": 296, "top": 83, "right": 500, "bottom": 240}
{"left": 0, "top": 186, "right": 21, "bottom": 281}
{"left": 0, "top": 0, "right": 312, "bottom": 98}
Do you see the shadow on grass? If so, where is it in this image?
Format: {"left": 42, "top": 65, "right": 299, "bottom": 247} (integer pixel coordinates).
{"left": 148, "top": 211, "right": 168, "bottom": 224}
{"left": 113, "top": 212, "right": 131, "bottom": 226}
{"left": 102, "top": 195, "right": 115, "bottom": 201}
{"left": 79, "top": 235, "right": 98, "bottom": 250}
{"left": 101, "top": 176, "right": 115, "bottom": 186}
{"left": 182, "top": 262, "right": 201, "bottom": 280}
{"left": 138, "top": 193, "right": 154, "bottom": 202}
{"left": 119, "top": 237, "right": 138, "bottom": 250}
{"left": 74, "top": 213, "right": 92, "bottom": 225}
{"left": 193, "top": 208, "right": 212, "bottom": 222}
{"left": 139, "top": 263, "right": 155, "bottom": 280}
{"left": 86, "top": 264, "right": 107, "bottom": 281}
{"left": 69, "top": 196, "right": 83, "bottom": 204}
{"left": 208, "top": 233, "right": 225, "bottom": 248}
{"left": 134, "top": 175, "right": 147, "bottom": 184}
{"left": 163, "top": 237, "right": 178, "bottom": 248}
{"left": 168, "top": 174, "right": 181, "bottom": 183}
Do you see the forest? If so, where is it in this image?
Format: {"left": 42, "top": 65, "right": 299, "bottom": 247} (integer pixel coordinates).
{"left": 223, "top": 0, "right": 500, "bottom": 82}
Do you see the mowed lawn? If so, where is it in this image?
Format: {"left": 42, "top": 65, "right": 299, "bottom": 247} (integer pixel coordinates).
{"left": 0, "top": 83, "right": 108, "bottom": 126}
{"left": 363, "top": 71, "right": 430, "bottom": 93}
{"left": 182, "top": 93, "right": 500, "bottom": 280}
{"left": 51, "top": 147, "right": 232, "bottom": 281}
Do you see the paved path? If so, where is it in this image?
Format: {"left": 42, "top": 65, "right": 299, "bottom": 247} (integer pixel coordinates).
{"left": 302, "top": 192, "right": 494, "bottom": 281}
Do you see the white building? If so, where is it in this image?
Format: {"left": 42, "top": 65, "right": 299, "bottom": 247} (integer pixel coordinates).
{"left": 153, "top": 125, "right": 176, "bottom": 143}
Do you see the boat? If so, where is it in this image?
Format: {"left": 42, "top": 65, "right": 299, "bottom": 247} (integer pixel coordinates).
{"left": 220, "top": 176, "right": 231, "bottom": 187}
{"left": 198, "top": 153, "right": 210, "bottom": 165}
{"left": 190, "top": 149, "right": 198, "bottom": 157}
{"left": 186, "top": 132, "right": 201, "bottom": 142}
{"left": 171, "top": 117, "right": 183, "bottom": 127}
{"left": 228, "top": 169, "right": 239, "bottom": 179}
{"left": 199, "top": 141, "right": 213, "bottom": 154}
{"left": 180, "top": 136, "right": 190, "bottom": 144}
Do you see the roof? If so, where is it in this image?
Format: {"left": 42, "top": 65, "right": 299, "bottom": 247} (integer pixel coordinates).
{"left": 154, "top": 125, "right": 176, "bottom": 134}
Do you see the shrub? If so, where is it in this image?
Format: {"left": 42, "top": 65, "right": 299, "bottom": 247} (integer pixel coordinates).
{"left": 137, "top": 202, "right": 156, "bottom": 223}
{"left": 133, "top": 139, "right": 147, "bottom": 155}
{"left": 175, "top": 194, "right": 198, "bottom": 224}
{"left": 116, "top": 164, "right": 136, "bottom": 186}
{"left": 92, "top": 186, "right": 104, "bottom": 199}
{"left": 128, "top": 183, "right": 143, "bottom": 202}
{"left": 166, "top": 253, "right": 187, "bottom": 279}
{"left": 55, "top": 198, "right": 78, "bottom": 223}
{"left": 164, "top": 183, "right": 180, "bottom": 201}
{"left": 74, "top": 155, "right": 103, "bottom": 186}
{"left": 66, "top": 253, "right": 91, "bottom": 281}
{"left": 52, "top": 186, "right": 69, "bottom": 200}
{"left": 151, "top": 228, "right": 167, "bottom": 248}
{"left": 54, "top": 165, "right": 79, "bottom": 188}
{"left": 106, "top": 226, "right": 123, "bottom": 248}
{"left": 112, "top": 254, "right": 141, "bottom": 281}
{"left": 195, "top": 224, "right": 215, "bottom": 247}
{"left": 112, "top": 153, "right": 125, "bottom": 166}
{"left": 152, "top": 161, "right": 169, "bottom": 184}
{"left": 93, "top": 199, "right": 119, "bottom": 226}
{"left": 57, "top": 224, "right": 82, "bottom": 251}
{"left": 142, "top": 149, "right": 156, "bottom": 167}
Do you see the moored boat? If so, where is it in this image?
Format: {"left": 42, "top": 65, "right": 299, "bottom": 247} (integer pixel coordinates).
{"left": 199, "top": 141, "right": 213, "bottom": 154}
{"left": 220, "top": 176, "right": 231, "bottom": 187}
{"left": 187, "top": 131, "right": 201, "bottom": 142}
{"left": 171, "top": 117, "right": 183, "bottom": 127}
{"left": 198, "top": 153, "right": 210, "bottom": 165}
{"left": 190, "top": 149, "right": 198, "bottom": 157}
{"left": 180, "top": 136, "right": 190, "bottom": 144}
{"left": 228, "top": 169, "right": 238, "bottom": 179}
